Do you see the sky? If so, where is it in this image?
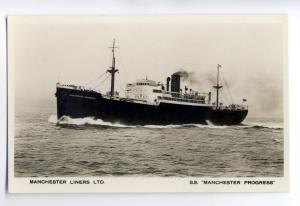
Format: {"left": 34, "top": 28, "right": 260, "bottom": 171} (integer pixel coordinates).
{"left": 9, "top": 16, "right": 286, "bottom": 118}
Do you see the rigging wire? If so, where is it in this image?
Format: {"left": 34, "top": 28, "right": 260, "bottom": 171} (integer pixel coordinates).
{"left": 112, "top": 44, "right": 130, "bottom": 95}
{"left": 93, "top": 74, "right": 110, "bottom": 90}
{"left": 209, "top": 66, "right": 232, "bottom": 106}
{"left": 220, "top": 69, "right": 235, "bottom": 104}
{"left": 219, "top": 76, "right": 232, "bottom": 106}
{"left": 116, "top": 73, "right": 128, "bottom": 95}
{"left": 84, "top": 72, "right": 107, "bottom": 87}
{"left": 84, "top": 41, "right": 113, "bottom": 88}
{"left": 221, "top": 87, "right": 231, "bottom": 106}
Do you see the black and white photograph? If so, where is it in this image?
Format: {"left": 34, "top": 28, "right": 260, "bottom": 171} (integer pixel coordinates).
{"left": 7, "top": 15, "right": 288, "bottom": 193}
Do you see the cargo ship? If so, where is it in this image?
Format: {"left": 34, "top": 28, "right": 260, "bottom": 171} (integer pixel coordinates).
{"left": 55, "top": 40, "right": 248, "bottom": 125}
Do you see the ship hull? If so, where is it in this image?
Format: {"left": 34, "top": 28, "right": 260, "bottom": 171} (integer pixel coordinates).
{"left": 56, "top": 87, "right": 248, "bottom": 125}
{"left": 208, "top": 109, "right": 248, "bottom": 126}
{"left": 55, "top": 87, "right": 213, "bottom": 125}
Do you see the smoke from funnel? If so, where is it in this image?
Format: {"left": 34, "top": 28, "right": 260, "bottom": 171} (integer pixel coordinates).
{"left": 172, "top": 69, "right": 215, "bottom": 91}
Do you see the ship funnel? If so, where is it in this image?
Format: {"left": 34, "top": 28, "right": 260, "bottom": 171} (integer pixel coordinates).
{"left": 171, "top": 74, "right": 181, "bottom": 94}
{"left": 166, "top": 77, "right": 171, "bottom": 91}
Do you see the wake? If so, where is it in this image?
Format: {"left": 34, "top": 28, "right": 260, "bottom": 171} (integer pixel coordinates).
{"left": 48, "top": 115, "right": 283, "bottom": 130}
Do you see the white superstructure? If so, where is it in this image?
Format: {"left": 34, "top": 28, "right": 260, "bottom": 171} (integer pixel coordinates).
{"left": 125, "top": 79, "right": 164, "bottom": 104}
{"left": 125, "top": 78, "right": 211, "bottom": 106}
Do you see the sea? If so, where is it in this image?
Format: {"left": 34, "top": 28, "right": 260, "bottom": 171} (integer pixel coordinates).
{"left": 14, "top": 108, "right": 284, "bottom": 177}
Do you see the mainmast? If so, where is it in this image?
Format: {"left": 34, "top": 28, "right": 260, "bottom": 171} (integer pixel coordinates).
{"left": 213, "top": 64, "right": 223, "bottom": 108}
{"left": 107, "top": 39, "right": 119, "bottom": 98}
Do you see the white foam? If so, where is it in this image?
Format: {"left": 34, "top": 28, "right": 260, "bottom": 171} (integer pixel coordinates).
{"left": 48, "top": 114, "right": 58, "bottom": 123}
{"left": 194, "top": 124, "right": 229, "bottom": 129}
{"left": 143, "top": 124, "right": 182, "bottom": 129}
{"left": 48, "top": 115, "right": 135, "bottom": 128}
{"left": 143, "top": 123, "right": 229, "bottom": 129}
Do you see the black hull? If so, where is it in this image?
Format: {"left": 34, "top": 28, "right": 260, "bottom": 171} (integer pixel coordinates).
{"left": 55, "top": 87, "right": 248, "bottom": 125}
{"left": 208, "top": 109, "right": 248, "bottom": 126}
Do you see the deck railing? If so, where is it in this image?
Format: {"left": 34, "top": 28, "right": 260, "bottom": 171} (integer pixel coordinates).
{"left": 159, "top": 90, "right": 210, "bottom": 104}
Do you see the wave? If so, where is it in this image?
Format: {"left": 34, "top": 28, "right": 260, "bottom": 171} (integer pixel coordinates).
{"left": 48, "top": 115, "right": 283, "bottom": 130}
{"left": 242, "top": 122, "right": 284, "bottom": 130}
{"left": 48, "top": 115, "right": 230, "bottom": 129}
{"left": 48, "top": 114, "right": 58, "bottom": 124}
{"left": 143, "top": 124, "right": 228, "bottom": 129}
{"left": 48, "top": 115, "right": 136, "bottom": 128}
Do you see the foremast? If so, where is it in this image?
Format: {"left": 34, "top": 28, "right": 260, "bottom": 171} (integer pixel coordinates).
{"left": 107, "top": 39, "right": 119, "bottom": 98}
{"left": 213, "top": 64, "right": 223, "bottom": 108}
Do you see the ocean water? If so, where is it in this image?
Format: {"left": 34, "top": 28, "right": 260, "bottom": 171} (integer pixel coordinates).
{"left": 14, "top": 109, "right": 284, "bottom": 177}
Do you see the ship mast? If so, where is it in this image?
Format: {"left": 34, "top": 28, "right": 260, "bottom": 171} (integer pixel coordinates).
{"left": 213, "top": 64, "right": 223, "bottom": 108}
{"left": 107, "top": 39, "right": 119, "bottom": 98}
